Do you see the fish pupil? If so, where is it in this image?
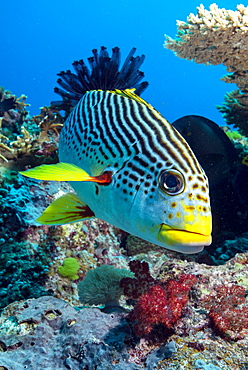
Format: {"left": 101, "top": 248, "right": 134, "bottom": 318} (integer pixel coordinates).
{"left": 165, "top": 174, "right": 178, "bottom": 189}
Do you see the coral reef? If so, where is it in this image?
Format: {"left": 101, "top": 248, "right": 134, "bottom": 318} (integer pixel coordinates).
{"left": 120, "top": 260, "right": 156, "bottom": 299}
{"left": 216, "top": 90, "right": 248, "bottom": 135}
{"left": 0, "top": 254, "right": 248, "bottom": 369}
{"left": 164, "top": 4, "right": 248, "bottom": 76}
{"left": 0, "top": 240, "right": 51, "bottom": 309}
{"left": 164, "top": 4, "right": 248, "bottom": 135}
{"left": 0, "top": 134, "right": 13, "bottom": 162}
{"left": 0, "top": 87, "right": 62, "bottom": 169}
{"left": 1, "top": 48, "right": 248, "bottom": 369}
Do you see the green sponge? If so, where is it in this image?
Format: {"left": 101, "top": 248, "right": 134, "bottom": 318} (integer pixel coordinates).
{"left": 58, "top": 257, "right": 80, "bottom": 280}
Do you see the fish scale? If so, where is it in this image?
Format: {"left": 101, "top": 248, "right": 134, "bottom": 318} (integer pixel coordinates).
{"left": 20, "top": 47, "right": 212, "bottom": 253}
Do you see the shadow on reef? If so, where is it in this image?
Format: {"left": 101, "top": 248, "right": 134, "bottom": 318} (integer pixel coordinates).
{"left": 172, "top": 115, "right": 248, "bottom": 254}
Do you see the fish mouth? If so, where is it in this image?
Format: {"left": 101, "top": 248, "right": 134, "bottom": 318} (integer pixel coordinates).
{"left": 158, "top": 223, "right": 212, "bottom": 254}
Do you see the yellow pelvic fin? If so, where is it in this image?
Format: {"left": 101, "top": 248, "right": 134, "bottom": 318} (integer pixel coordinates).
{"left": 37, "top": 192, "right": 95, "bottom": 225}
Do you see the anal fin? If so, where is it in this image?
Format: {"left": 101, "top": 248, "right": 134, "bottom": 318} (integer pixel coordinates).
{"left": 37, "top": 192, "right": 95, "bottom": 225}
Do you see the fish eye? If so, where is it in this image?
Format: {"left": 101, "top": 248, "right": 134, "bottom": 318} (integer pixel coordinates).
{"left": 159, "top": 169, "right": 185, "bottom": 195}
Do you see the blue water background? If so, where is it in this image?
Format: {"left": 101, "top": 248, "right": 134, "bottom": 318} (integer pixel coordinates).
{"left": 1, "top": 0, "right": 238, "bottom": 125}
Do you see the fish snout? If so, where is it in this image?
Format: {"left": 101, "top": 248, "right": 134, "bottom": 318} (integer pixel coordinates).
{"left": 157, "top": 218, "right": 212, "bottom": 253}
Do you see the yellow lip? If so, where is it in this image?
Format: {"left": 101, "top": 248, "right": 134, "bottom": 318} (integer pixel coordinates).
{"left": 158, "top": 223, "right": 212, "bottom": 253}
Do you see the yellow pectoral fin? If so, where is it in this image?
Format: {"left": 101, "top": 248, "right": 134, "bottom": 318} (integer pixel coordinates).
{"left": 37, "top": 192, "right": 95, "bottom": 225}
{"left": 20, "top": 162, "right": 92, "bottom": 181}
{"left": 20, "top": 162, "right": 112, "bottom": 184}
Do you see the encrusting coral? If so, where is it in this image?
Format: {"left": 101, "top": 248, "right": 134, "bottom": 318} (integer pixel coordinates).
{"left": 164, "top": 3, "right": 248, "bottom": 135}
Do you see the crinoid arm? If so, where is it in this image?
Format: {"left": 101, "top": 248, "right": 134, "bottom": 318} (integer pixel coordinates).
{"left": 51, "top": 46, "right": 148, "bottom": 109}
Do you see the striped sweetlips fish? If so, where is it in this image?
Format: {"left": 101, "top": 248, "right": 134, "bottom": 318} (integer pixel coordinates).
{"left": 20, "top": 46, "right": 212, "bottom": 253}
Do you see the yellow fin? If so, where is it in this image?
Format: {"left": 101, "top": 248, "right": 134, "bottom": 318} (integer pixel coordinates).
{"left": 37, "top": 192, "right": 95, "bottom": 225}
{"left": 20, "top": 162, "right": 94, "bottom": 182}
{"left": 109, "top": 88, "right": 159, "bottom": 113}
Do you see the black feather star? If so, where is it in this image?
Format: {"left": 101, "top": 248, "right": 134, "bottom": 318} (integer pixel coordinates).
{"left": 51, "top": 46, "right": 148, "bottom": 110}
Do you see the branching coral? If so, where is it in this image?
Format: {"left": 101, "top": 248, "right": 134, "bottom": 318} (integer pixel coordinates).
{"left": 0, "top": 90, "right": 62, "bottom": 168}
{"left": 10, "top": 126, "right": 34, "bottom": 155}
{"left": 164, "top": 4, "right": 248, "bottom": 135}
{"left": 33, "top": 106, "right": 64, "bottom": 141}
{"left": 0, "top": 134, "right": 13, "bottom": 162}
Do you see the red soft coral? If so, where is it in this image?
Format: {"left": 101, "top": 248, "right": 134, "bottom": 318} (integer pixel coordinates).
{"left": 204, "top": 284, "right": 248, "bottom": 340}
{"left": 129, "top": 285, "right": 170, "bottom": 336}
{"left": 120, "top": 260, "right": 156, "bottom": 299}
{"left": 126, "top": 272, "right": 197, "bottom": 337}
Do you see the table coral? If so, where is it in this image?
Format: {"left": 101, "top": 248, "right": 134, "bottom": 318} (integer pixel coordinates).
{"left": 165, "top": 4, "right": 248, "bottom": 75}
{"left": 164, "top": 3, "right": 248, "bottom": 135}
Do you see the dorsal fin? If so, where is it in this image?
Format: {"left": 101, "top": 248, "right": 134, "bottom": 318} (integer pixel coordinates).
{"left": 51, "top": 47, "right": 148, "bottom": 110}
{"left": 109, "top": 88, "right": 154, "bottom": 109}
{"left": 109, "top": 88, "right": 162, "bottom": 116}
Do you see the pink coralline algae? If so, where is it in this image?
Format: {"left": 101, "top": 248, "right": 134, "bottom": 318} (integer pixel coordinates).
{"left": 120, "top": 260, "right": 197, "bottom": 337}
{"left": 204, "top": 284, "right": 248, "bottom": 340}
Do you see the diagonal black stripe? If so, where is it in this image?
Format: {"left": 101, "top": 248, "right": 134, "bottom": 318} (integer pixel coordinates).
{"left": 91, "top": 91, "right": 117, "bottom": 158}
{"left": 144, "top": 107, "right": 200, "bottom": 174}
